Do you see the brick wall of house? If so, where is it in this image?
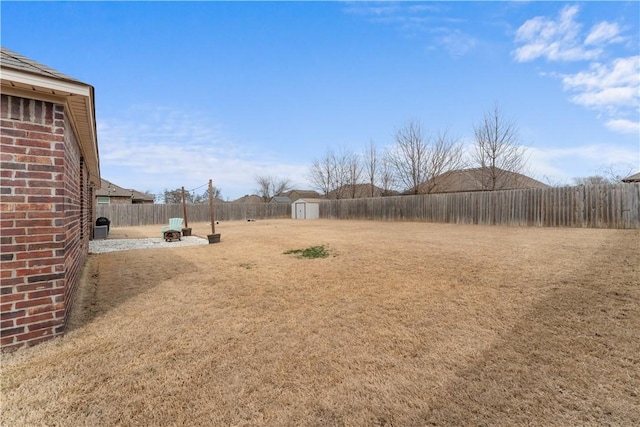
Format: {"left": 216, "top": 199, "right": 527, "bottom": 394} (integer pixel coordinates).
{"left": 61, "top": 114, "right": 90, "bottom": 327}
{"left": 1, "top": 94, "right": 92, "bottom": 350}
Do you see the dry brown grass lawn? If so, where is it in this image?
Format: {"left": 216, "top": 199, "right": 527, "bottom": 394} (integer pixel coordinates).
{"left": 1, "top": 219, "right": 639, "bottom": 426}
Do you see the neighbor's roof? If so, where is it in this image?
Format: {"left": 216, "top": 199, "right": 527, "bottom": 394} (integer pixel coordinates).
{"left": 271, "top": 196, "right": 292, "bottom": 204}
{"left": 1, "top": 47, "right": 100, "bottom": 185}
{"left": 233, "top": 195, "right": 263, "bottom": 204}
{"left": 95, "top": 179, "right": 154, "bottom": 202}
{"left": 622, "top": 172, "right": 640, "bottom": 183}
{"left": 327, "top": 183, "right": 386, "bottom": 199}
{"left": 420, "top": 167, "right": 549, "bottom": 194}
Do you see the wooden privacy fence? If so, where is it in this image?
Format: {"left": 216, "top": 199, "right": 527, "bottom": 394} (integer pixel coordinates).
{"left": 96, "top": 183, "right": 640, "bottom": 229}
{"left": 319, "top": 183, "right": 640, "bottom": 229}
{"left": 96, "top": 203, "right": 291, "bottom": 228}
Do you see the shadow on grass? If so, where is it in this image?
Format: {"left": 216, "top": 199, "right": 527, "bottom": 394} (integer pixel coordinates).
{"left": 418, "top": 233, "right": 640, "bottom": 426}
{"left": 67, "top": 248, "right": 202, "bottom": 332}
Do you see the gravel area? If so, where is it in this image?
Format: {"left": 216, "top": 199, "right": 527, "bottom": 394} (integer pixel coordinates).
{"left": 89, "top": 236, "right": 209, "bottom": 254}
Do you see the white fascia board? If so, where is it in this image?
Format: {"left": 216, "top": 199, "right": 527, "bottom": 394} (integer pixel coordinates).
{"left": 0, "top": 67, "right": 92, "bottom": 97}
{"left": 1, "top": 67, "right": 101, "bottom": 185}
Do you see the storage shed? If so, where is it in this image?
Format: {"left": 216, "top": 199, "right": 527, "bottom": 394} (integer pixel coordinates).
{"left": 292, "top": 198, "right": 321, "bottom": 219}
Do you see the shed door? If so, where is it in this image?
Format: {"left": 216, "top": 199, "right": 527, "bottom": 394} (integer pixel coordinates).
{"left": 295, "top": 202, "right": 306, "bottom": 219}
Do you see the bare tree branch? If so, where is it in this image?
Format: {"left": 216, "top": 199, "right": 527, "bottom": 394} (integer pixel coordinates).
{"left": 596, "top": 162, "right": 636, "bottom": 183}
{"left": 273, "top": 178, "right": 292, "bottom": 196}
{"left": 423, "top": 129, "right": 466, "bottom": 194}
{"left": 386, "top": 120, "right": 428, "bottom": 194}
{"left": 364, "top": 140, "right": 378, "bottom": 197}
{"left": 572, "top": 176, "right": 610, "bottom": 186}
{"left": 472, "top": 102, "right": 528, "bottom": 190}
{"left": 380, "top": 150, "right": 397, "bottom": 196}
{"left": 386, "top": 121, "right": 466, "bottom": 194}
{"left": 255, "top": 175, "right": 272, "bottom": 202}
{"left": 347, "top": 150, "right": 363, "bottom": 199}
{"left": 255, "top": 175, "right": 292, "bottom": 202}
{"left": 308, "top": 150, "right": 335, "bottom": 197}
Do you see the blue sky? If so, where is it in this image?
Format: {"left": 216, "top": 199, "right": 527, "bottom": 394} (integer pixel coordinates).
{"left": 2, "top": 1, "right": 638, "bottom": 200}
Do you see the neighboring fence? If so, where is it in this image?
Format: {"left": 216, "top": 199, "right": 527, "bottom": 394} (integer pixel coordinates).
{"left": 96, "top": 203, "right": 291, "bottom": 227}
{"left": 96, "top": 183, "right": 640, "bottom": 229}
{"left": 319, "top": 183, "right": 640, "bottom": 229}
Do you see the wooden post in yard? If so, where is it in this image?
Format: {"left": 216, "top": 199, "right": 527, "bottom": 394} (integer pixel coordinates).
{"left": 209, "top": 180, "right": 215, "bottom": 234}
{"left": 181, "top": 186, "right": 189, "bottom": 228}
{"left": 207, "top": 179, "right": 220, "bottom": 243}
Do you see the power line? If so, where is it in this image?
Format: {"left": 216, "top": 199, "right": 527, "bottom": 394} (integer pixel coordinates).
{"left": 187, "top": 182, "right": 209, "bottom": 193}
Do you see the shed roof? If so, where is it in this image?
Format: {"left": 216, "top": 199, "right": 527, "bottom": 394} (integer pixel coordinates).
{"left": 1, "top": 47, "right": 100, "bottom": 185}
{"left": 285, "top": 189, "right": 321, "bottom": 200}
{"left": 294, "top": 198, "right": 325, "bottom": 204}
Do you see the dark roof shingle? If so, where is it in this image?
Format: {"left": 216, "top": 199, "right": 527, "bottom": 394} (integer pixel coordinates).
{"left": 95, "top": 179, "right": 153, "bottom": 202}
{"left": 1, "top": 47, "right": 83, "bottom": 83}
{"left": 419, "top": 167, "right": 549, "bottom": 194}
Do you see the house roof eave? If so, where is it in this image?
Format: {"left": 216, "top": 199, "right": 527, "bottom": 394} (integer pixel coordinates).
{"left": 1, "top": 56, "right": 100, "bottom": 187}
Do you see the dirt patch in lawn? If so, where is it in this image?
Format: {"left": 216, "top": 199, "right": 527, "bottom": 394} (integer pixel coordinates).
{"left": 2, "top": 219, "right": 639, "bottom": 426}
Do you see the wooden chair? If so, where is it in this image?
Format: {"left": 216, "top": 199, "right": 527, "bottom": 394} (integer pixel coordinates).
{"left": 161, "top": 218, "right": 183, "bottom": 241}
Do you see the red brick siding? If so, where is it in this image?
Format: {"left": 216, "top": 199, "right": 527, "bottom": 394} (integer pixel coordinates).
{"left": 1, "top": 94, "right": 92, "bottom": 350}
{"left": 62, "top": 114, "right": 89, "bottom": 328}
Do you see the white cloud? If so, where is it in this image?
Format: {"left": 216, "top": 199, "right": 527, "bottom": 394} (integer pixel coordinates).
{"left": 97, "top": 106, "right": 309, "bottom": 200}
{"left": 513, "top": 5, "right": 605, "bottom": 62}
{"left": 605, "top": 119, "right": 640, "bottom": 134}
{"left": 528, "top": 143, "right": 639, "bottom": 184}
{"left": 585, "top": 21, "right": 624, "bottom": 46}
{"left": 343, "top": 2, "right": 439, "bottom": 19}
{"left": 560, "top": 56, "right": 640, "bottom": 110}
{"left": 435, "top": 29, "right": 478, "bottom": 58}
{"left": 513, "top": 6, "right": 638, "bottom": 136}
{"left": 344, "top": 2, "right": 475, "bottom": 58}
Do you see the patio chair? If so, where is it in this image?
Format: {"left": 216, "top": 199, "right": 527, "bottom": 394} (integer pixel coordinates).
{"left": 161, "top": 218, "right": 184, "bottom": 240}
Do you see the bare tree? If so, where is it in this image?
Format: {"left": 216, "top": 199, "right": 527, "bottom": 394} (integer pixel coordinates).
{"left": 163, "top": 189, "right": 184, "bottom": 204}
{"left": 386, "top": 120, "right": 429, "bottom": 194}
{"left": 597, "top": 162, "right": 636, "bottom": 183}
{"left": 255, "top": 176, "right": 271, "bottom": 202}
{"left": 273, "top": 179, "right": 291, "bottom": 196}
{"left": 331, "top": 148, "right": 353, "bottom": 199}
{"left": 379, "top": 151, "right": 397, "bottom": 196}
{"left": 164, "top": 186, "right": 221, "bottom": 204}
{"left": 199, "top": 186, "right": 222, "bottom": 201}
{"left": 472, "top": 103, "right": 528, "bottom": 190}
{"left": 308, "top": 152, "right": 334, "bottom": 197}
{"left": 346, "top": 150, "right": 363, "bottom": 198}
{"left": 541, "top": 175, "right": 569, "bottom": 187}
{"left": 422, "top": 129, "right": 465, "bottom": 194}
{"left": 255, "top": 175, "right": 292, "bottom": 202}
{"left": 386, "top": 121, "right": 465, "bottom": 194}
{"left": 572, "top": 175, "right": 611, "bottom": 186}
{"left": 308, "top": 148, "right": 361, "bottom": 199}
{"left": 363, "top": 140, "right": 378, "bottom": 197}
